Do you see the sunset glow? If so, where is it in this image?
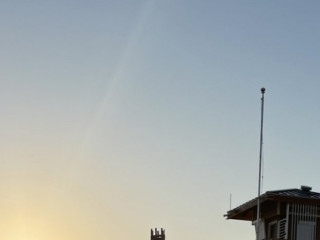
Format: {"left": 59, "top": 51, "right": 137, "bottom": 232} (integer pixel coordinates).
{"left": 2, "top": 0, "right": 320, "bottom": 239}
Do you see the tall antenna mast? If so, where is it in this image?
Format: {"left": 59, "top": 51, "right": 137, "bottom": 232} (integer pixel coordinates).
{"left": 256, "top": 87, "right": 265, "bottom": 240}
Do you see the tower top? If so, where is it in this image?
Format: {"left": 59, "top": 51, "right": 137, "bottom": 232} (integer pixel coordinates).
{"left": 151, "top": 228, "right": 165, "bottom": 240}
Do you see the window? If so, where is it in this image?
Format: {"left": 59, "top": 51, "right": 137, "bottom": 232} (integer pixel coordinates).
{"left": 297, "top": 221, "right": 315, "bottom": 240}
{"left": 268, "top": 221, "right": 278, "bottom": 240}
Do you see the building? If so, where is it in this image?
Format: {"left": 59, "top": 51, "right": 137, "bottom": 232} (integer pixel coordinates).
{"left": 151, "top": 228, "right": 165, "bottom": 240}
{"left": 225, "top": 186, "right": 320, "bottom": 240}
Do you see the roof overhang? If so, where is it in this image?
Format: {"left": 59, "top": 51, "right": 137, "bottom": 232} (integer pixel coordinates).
{"left": 226, "top": 195, "right": 271, "bottom": 221}
{"left": 226, "top": 193, "right": 320, "bottom": 221}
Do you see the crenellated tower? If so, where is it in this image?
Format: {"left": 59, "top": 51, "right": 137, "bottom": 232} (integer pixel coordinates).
{"left": 151, "top": 228, "right": 165, "bottom": 240}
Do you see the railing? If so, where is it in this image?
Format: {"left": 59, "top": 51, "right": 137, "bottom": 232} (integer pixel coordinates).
{"left": 278, "top": 218, "right": 287, "bottom": 239}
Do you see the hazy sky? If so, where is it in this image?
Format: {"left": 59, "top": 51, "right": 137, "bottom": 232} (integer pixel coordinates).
{"left": 1, "top": 1, "right": 320, "bottom": 240}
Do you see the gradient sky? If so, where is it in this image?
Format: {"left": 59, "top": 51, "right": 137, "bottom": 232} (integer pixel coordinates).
{"left": 1, "top": 1, "right": 320, "bottom": 240}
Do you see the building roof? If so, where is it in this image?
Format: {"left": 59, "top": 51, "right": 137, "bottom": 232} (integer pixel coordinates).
{"left": 226, "top": 186, "right": 320, "bottom": 221}
{"left": 266, "top": 187, "right": 320, "bottom": 199}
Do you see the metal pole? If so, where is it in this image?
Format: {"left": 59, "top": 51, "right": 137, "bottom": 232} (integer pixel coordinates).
{"left": 256, "top": 87, "right": 265, "bottom": 240}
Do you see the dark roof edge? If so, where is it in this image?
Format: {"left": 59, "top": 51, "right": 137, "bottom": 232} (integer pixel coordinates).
{"left": 265, "top": 188, "right": 298, "bottom": 194}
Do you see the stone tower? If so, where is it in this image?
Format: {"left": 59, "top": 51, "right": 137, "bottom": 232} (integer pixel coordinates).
{"left": 151, "top": 228, "right": 165, "bottom": 240}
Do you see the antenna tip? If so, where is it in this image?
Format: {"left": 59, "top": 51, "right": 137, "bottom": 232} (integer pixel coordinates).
{"left": 261, "top": 87, "right": 266, "bottom": 94}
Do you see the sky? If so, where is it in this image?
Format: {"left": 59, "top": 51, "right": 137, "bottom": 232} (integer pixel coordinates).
{"left": 1, "top": 1, "right": 320, "bottom": 240}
